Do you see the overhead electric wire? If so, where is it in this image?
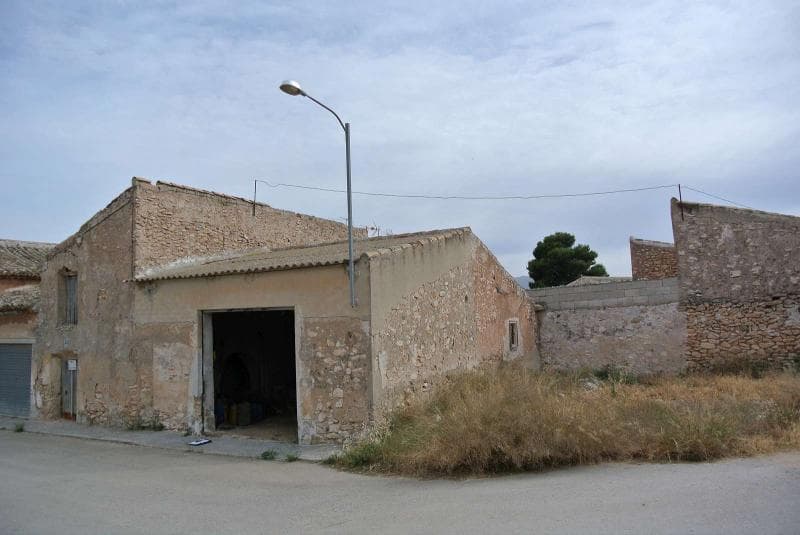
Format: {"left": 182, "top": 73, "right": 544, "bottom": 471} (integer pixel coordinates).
{"left": 681, "top": 185, "right": 753, "bottom": 210}
{"left": 254, "top": 180, "right": 678, "bottom": 201}
{"left": 256, "top": 179, "right": 754, "bottom": 210}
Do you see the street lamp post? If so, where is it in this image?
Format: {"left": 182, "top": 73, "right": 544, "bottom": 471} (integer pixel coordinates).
{"left": 279, "top": 80, "right": 356, "bottom": 308}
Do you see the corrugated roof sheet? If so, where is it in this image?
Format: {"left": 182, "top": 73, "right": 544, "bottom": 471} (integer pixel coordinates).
{"left": 0, "top": 239, "right": 56, "bottom": 278}
{"left": 135, "top": 227, "right": 470, "bottom": 282}
{"left": 0, "top": 284, "right": 40, "bottom": 313}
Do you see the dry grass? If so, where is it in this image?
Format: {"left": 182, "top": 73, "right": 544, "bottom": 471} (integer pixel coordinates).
{"left": 333, "top": 366, "right": 800, "bottom": 476}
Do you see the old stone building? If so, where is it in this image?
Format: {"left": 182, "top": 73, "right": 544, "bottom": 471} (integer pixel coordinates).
{"left": 0, "top": 239, "right": 54, "bottom": 417}
{"left": 530, "top": 198, "right": 800, "bottom": 376}
{"left": 32, "top": 178, "right": 361, "bottom": 425}
{"left": 28, "top": 178, "right": 535, "bottom": 443}
{"left": 135, "top": 227, "right": 535, "bottom": 443}
{"left": 672, "top": 199, "right": 800, "bottom": 370}
{"left": 17, "top": 180, "right": 795, "bottom": 441}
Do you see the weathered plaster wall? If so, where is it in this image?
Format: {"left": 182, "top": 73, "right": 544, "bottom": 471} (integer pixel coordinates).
{"left": 672, "top": 199, "right": 800, "bottom": 369}
{"left": 132, "top": 180, "right": 364, "bottom": 273}
{"left": 0, "top": 311, "right": 36, "bottom": 340}
{"left": 31, "top": 177, "right": 371, "bottom": 432}
{"left": 133, "top": 263, "right": 371, "bottom": 443}
{"left": 0, "top": 277, "right": 38, "bottom": 292}
{"left": 369, "top": 231, "right": 475, "bottom": 413}
{"left": 369, "top": 230, "right": 537, "bottom": 415}
{"left": 630, "top": 237, "right": 678, "bottom": 280}
{"left": 529, "top": 279, "right": 685, "bottom": 375}
{"left": 473, "top": 241, "right": 538, "bottom": 366}
{"left": 537, "top": 303, "right": 686, "bottom": 375}
{"left": 34, "top": 189, "right": 149, "bottom": 425}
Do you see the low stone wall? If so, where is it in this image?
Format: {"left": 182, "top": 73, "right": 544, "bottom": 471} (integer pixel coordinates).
{"left": 529, "top": 279, "right": 685, "bottom": 375}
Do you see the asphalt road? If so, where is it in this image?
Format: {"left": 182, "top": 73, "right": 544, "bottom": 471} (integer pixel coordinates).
{"left": 1, "top": 431, "right": 798, "bottom": 534}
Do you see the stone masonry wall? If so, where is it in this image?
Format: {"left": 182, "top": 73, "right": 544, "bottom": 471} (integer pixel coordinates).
{"left": 671, "top": 199, "right": 800, "bottom": 369}
{"left": 133, "top": 179, "right": 365, "bottom": 273}
{"left": 371, "top": 231, "right": 538, "bottom": 416}
{"left": 473, "top": 242, "right": 538, "bottom": 365}
{"left": 529, "top": 279, "right": 685, "bottom": 375}
{"left": 630, "top": 237, "right": 678, "bottom": 280}
{"left": 298, "top": 316, "right": 371, "bottom": 444}
{"left": 372, "top": 262, "right": 478, "bottom": 411}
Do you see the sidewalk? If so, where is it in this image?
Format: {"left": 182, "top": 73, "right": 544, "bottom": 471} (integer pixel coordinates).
{"left": 0, "top": 416, "right": 339, "bottom": 461}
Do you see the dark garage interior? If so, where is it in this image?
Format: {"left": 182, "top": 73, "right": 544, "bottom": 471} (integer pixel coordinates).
{"left": 212, "top": 309, "right": 297, "bottom": 442}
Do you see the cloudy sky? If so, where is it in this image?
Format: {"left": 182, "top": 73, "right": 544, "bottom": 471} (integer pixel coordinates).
{"left": 1, "top": 1, "right": 798, "bottom": 277}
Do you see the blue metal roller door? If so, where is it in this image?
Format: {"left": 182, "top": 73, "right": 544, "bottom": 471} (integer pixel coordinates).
{"left": 0, "top": 344, "right": 32, "bottom": 417}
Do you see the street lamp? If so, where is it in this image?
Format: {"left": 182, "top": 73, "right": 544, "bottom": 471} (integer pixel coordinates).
{"left": 279, "top": 80, "right": 356, "bottom": 308}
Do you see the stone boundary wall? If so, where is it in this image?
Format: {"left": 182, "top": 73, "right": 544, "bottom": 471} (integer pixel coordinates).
{"left": 528, "top": 279, "right": 684, "bottom": 375}
{"left": 527, "top": 278, "right": 678, "bottom": 311}
{"left": 630, "top": 237, "right": 678, "bottom": 280}
{"left": 671, "top": 198, "right": 800, "bottom": 369}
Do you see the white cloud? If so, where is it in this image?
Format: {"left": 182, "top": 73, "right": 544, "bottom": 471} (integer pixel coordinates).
{"left": 1, "top": 0, "right": 798, "bottom": 277}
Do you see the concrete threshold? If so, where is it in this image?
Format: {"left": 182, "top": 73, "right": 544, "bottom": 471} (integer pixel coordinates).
{"left": 0, "top": 416, "right": 339, "bottom": 462}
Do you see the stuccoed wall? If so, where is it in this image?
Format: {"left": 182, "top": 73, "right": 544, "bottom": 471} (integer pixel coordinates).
{"left": 34, "top": 188, "right": 149, "bottom": 425}
{"left": 134, "top": 263, "right": 371, "bottom": 444}
{"left": 0, "top": 310, "right": 36, "bottom": 341}
{"left": 537, "top": 303, "right": 686, "bottom": 375}
{"left": 31, "top": 177, "right": 371, "bottom": 433}
{"left": 0, "top": 277, "right": 38, "bottom": 292}
{"left": 672, "top": 199, "right": 800, "bottom": 369}
{"left": 530, "top": 279, "right": 684, "bottom": 375}
{"left": 132, "top": 179, "right": 364, "bottom": 274}
{"left": 630, "top": 237, "right": 678, "bottom": 280}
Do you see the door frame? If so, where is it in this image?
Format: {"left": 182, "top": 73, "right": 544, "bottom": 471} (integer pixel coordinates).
{"left": 0, "top": 338, "right": 34, "bottom": 418}
{"left": 199, "top": 307, "right": 298, "bottom": 437}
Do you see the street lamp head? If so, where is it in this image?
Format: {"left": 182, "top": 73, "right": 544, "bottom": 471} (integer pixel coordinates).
{"left": 279, "top": 80, "right": 305, "bottom": 96}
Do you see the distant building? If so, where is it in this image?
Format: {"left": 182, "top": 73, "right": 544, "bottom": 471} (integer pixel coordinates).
{"left": 0, "top": 239, "right": 55, "bottom": 417}
{"left": 629, "top": 237, "right": 678, "bottom": 280}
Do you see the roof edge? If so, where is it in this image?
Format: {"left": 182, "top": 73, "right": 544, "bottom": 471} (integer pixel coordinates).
{"left": 134, "top": 227, "right": 473, "bottom": 283}
{"left": 48, "top": 185, "right": 135, "bottom": 259}
{"left": 629, "top": 236, "right": 674, "bottom": 248}
{"left": 671, "top": 197, "right": 800, "bottom": 221}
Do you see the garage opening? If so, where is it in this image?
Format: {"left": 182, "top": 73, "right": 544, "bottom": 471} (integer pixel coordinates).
{"left": 210, "top": 309, "right": 297, "bottom": 442}
{"left": 0, "top": 343, "right": 31, "bottom": 418}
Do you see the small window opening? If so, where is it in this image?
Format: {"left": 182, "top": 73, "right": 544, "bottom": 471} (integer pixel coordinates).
{"left": 63, "top": 272, "right": 78, "bottom": 325}
{"left": 508, "top": 320, "right": 519, "bottom": 351}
